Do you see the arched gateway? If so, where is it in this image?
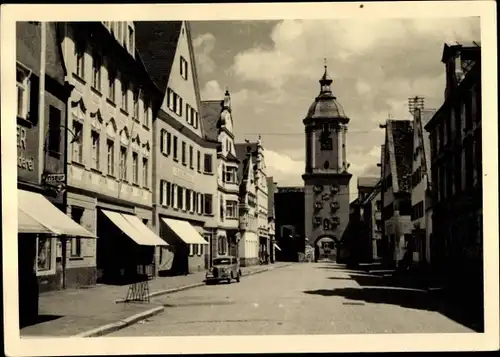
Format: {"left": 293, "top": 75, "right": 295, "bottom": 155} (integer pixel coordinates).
{"left": 302, "top": 61, "right": 352, "bottom": 264}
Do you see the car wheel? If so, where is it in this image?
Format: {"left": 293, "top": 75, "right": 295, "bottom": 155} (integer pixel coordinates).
{"left": 228, "top": 272, "right": 233, "bottom": 284}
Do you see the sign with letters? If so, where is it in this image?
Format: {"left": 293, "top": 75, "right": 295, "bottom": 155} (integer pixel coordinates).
{"left": 17, "top": 123, "right": 39, "bottom": 183}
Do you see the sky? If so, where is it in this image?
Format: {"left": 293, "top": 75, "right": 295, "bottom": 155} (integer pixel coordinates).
{"left": 190, "top": 18, "right": 480, "bottom": 201}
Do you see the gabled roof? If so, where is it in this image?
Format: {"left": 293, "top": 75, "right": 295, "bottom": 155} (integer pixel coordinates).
{"left": 200, "top": 100, "right": 222, "bottom": 141}
{"left": 417, "top": 109, "right": 437, "bottom": 184}
{"left": 386, "top": 119, "right": 413, "bottom": 193}
{"left": 134, "top": 21, "right": 183, "bottom": 94}
{"left": 239, "top": 153, "right": 254, "bottom": 199}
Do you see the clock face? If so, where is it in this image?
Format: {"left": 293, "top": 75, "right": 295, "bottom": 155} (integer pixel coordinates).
{"left": 320, "top": 137, "right": 333, "bottom": 150}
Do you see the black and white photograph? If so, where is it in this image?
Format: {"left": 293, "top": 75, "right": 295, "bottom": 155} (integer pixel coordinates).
{"left": 1, "top": 1, "right": 498, "bottom": 355}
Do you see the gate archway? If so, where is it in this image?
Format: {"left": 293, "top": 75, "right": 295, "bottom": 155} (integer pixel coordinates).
{"left": 314, "top": 235, "right": 338, "bottom": 262}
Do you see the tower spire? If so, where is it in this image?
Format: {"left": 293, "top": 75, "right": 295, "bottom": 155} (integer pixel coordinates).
{"left": 223, "top": 86, "right": 231, "bottom": 111}
{"left": 319, "top": 58, "right": 333, "bottom": 95}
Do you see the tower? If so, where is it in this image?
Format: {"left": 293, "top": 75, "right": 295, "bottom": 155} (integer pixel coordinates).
{"left": 302, "top": 62, "right": 352, "bottom": 261}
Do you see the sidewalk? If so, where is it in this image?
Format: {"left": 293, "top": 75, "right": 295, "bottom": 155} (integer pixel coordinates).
{"left": 20, "top": 262, "right": 292, "bottom": 337}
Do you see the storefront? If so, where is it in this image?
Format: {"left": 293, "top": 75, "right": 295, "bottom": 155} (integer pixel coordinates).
{"left": 96, "top": 206, "right": 167, "bottom": 284}
{"left": 158, "top": 217, "right": 209, "bottom": 275}
{"left": 17, "top": 189, "right": 96, "bottom": 327}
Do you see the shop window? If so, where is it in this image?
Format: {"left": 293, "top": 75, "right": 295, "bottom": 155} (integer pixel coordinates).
{"left": 37, "top": 235, "right": 53, "bottom": 273}
{"left": 218, "top": 236, "right": 227, "bottom": 255}
{"left": 70, "top": 207, "right": 84, "bottom": 258}
{"left": 17, "top": 64, "right": 31, "bottom": 121}
{"left": 48, "top": 106, "right": 62, "bottom": 157}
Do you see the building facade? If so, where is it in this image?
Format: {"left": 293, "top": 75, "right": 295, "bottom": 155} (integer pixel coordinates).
{"left": 358, "top": 178, "right": 382, "bottom": 262}
{"left": 61, "top": 22, "right": 168, "bottom": 285}
{"left": 380, "top": 119, "right": 413, "bottom": 267}
{"left": 267, "top": 176, "right": 277, "bottom": 263}
{"left": 424, "top": 42, "right": 482, "bottom": 295}
{"left": 410, "top": 107, "right": 436, "bottom": 267}
{"left": 302, "top": 65, "right": 352, "bottom": 262}
{"left": 236, "top": 149, "right": 259, "bottom": 266}
{"left": 16, "top": 22, "right": 96, "bottom": 325}
{"left": 135, "top": 21, "right": 213, "bottom": 276}
{"left": 274, "top": 186, "right": 305, "bottom": 262}
{"left": 200, "top": 90, "right": 241, "bottom": 263}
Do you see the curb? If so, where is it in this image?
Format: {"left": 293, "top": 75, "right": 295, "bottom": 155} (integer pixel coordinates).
{"left": 115, "top": 262, "right": 294, "bottom": 302}
{"left": 74, "top": 306, "right": 164, "bottom": 338}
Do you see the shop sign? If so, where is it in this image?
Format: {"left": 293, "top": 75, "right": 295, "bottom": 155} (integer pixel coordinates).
{"left": 42, "top": 173, "right": 66, "bottom": 184}
{"left": 17, "top": 125, "right": 35, "bottom": 172}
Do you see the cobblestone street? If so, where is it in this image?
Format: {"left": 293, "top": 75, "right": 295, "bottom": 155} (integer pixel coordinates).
{"left": 110, "top": 262, "right": 474, "bottom": 336}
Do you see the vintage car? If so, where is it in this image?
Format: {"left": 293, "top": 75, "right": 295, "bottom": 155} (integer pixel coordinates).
{"left": 205, "top": 256, "right": 241, "bottom": 284}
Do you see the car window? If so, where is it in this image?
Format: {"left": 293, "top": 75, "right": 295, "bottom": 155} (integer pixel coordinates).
{"left": 214, "top": 258, "right": 231, "bottom": 265}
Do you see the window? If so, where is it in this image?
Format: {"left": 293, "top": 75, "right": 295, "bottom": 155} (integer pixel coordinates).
{"left": 143, "top": 100, "right": 150, "bottom": 128}
{"left": 173, "top": 136, "right": 178, "bottom": 160}
{"left": 189, "top": 146, "right": 193, "bottom": 169}
{"left": 108, "top": 68, "right": 116, "bottom": 102}
{"left": 375, "top": 200, "right": 382, "bottom": 212}
{"left": 193, "top": 192, "right": 198, "bottom": 213}
{"left": 186, "top": 190, "right": 191, "bottom": 211}
{"left": 224, "top": 166, "right": 237, "bottom": 183}
{"left": 106, "top": 139, "right": 115, "bottom": 176}
{"left": 194, "top": 112, "right": 199, "bottom": 129}
{"left": 226, "top": 200, "right": 238, "bottom": 218}
{"left": 16, "top": 65, "right": 30, "bottom": 120}
{"left": 132, "top": 152, "right": 138, "bottom": 184}
{"left": 128, "top": 25, "right": 134, "bottom": 52}
{"left": 176, "top": 95, "right": 183, "bottom": 117}
{"left": 117, "top": 21, "right": 123, "bottom": 42}
{"left": 48, "top": 106, "right": 61, "bottom": 157}
{"left": 204, "top": 194, "right": 213, "bottom": 215}
{"left": 166, "top": 182, "right": 171, "bottom": 206}
{"left": 218, "top": 236, "right": 227, "bottom": 255}
{"left": 167, "top": 88, "right": 175, "bottom": 112}
{"left": 189, "top": 244, "right": 194, "bottom": 256}
{"left": 91, "top": 130, "right": 100, "bottom": 170}
{"left": 142, "top": 158, "right": 148, "bottom": 188}
{"left": 70, "top": 207, "right": 84, "bottom": 257}
{"left": 172, "top": 184, "right": 178, "bottom": 209}
{"left": 75, "top": 39, "right": 85, "bottom": 79}
{"left": 37, "top": 235, "right": 53, "bottom": 272}
{"left": 166, "top": 132, "right": 172, "bottom": 156}
{"left": 199, "top": 193, "right": 204, "bottom": 214}
{"left": 92, "top": 51, "right": 102, "bottom": 91}
{"left": 133, "top": 89, "right": 139, "bottom": 120}
{"left": 72, "top": 120, "right": 83, "bottom": 164}
{"left": 177, "top": 187, "right": 184, "bottom": 210}
{"left": 197, "top": 151, "right": 201, "bottom": 172}
{"left": 121, "top": 80, "right": 128, "bottom": 111}
{"left": 197, "top": 244, "right": 203, "bottom": 256}
{"left": 180, "top": 56, "right": 188, "bottom": 80}
{"left": 204, "top": 154, "right": 213, "bottom": 173}
{"left": 186, "top": 103, "right": 192, "bottom": 124}
{"left": 119, "top": 146, "right": 127, "bottom": 181}
{"left": 181, "top": 142, "right": 186, "bottom": 165}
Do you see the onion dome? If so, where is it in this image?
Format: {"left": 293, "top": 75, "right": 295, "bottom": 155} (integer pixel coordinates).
{"left": 305, "top": 63, "right": 349, "bottom": 124}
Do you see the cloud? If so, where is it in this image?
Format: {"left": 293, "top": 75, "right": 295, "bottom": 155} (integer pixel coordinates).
{"left": 264, "top": 149, "right": 304, "bottom": 186}
{"left": 193, "top": 33, "right": 217, "bottom": 75}
{"left": 201, "top": 80, "right": 224, "bottom": 100}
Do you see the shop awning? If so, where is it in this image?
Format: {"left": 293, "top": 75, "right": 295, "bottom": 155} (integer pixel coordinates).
{"left": 18, "top": 190, "right": 96, "bottom": 238}
{"left": 101, "top": 210, "right": 168, "bottom": 246}
{"left": 273, "top": 243, "right": 282, "bottom": 251}
{"left": 122, "top": 213, "right": 169, "bottom": 247}
{"left": 161, "top": 218, "right": 209, "bottom": 245}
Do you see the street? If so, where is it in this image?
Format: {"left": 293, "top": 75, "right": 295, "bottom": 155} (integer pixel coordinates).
{"left": 109, "top": 262, "right": 474, "bottom": 336}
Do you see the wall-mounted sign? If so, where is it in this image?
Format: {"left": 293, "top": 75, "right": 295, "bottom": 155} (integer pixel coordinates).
{"left": 17, "top": 125, "right": 35, "bottom": 172}
{"left": 42, "top": 173, "right": 66, "bottom": 184}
